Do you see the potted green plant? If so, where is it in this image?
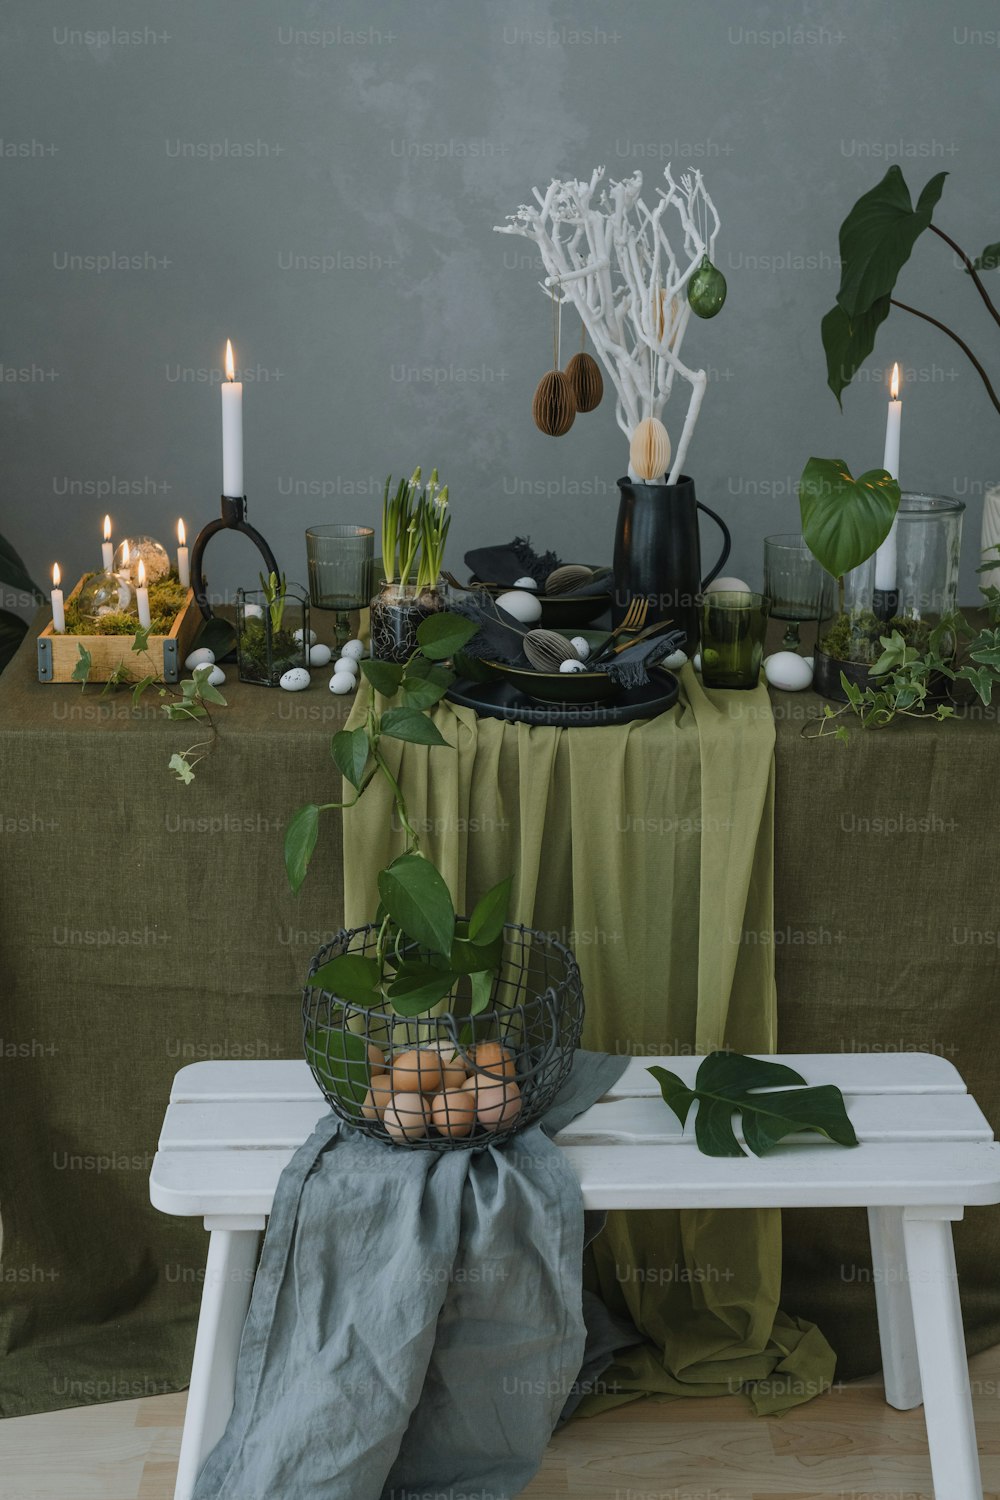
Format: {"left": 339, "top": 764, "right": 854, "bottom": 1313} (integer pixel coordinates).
{"left": 284, "top": 609, "right": 585, "bottom": 1149}
{"left": 370, "top": 468, "right": 450, "bottom": 663}
{"left": 236, "top": 572, "right": 310, "bottom": 686}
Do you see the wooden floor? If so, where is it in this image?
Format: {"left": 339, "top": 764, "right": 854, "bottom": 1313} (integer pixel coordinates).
{"left": 3, "top": 1344, "right": 1000, "bottom": 1498}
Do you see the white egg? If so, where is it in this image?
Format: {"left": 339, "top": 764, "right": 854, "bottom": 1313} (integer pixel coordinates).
{"left": 559, "top": 658, "right": 587, "bottom": 674}
{"left": 763, "top": 651, "right": 814, "bottom": 692}
{"left": 185, "top": 647, "right": 215, "bottom": 670}
{"left": 569, "top": 635, "right": 591, "bottom": 660}
{"left": 663, "top": 649, "right": 687, "bottom": 670}
{"left": 705, "top": 576, "right": 751, "bottom": 594}
{"left": 293, "top": 627, "right": 317, "bottom": 646}
{"left": 279, "top": 668, "right": 311, "bottom": 692}
{"left": 341, "top": 639, "right": 365, "bottom": 660}
{"left": 334, "top": 656, "right": 358, "bottom": 676}
{"left": 513, "top": 575, "right": 538, "bottom": 590}
{"left": 692, "top": 652, "right": 702, "bottom": 672}
{"left": 243, "top": 602, "right": 264, "bottom": 620}
{"left": 308, "top": 643, "right": 333, "bottom": 667}
{"left": 329, "top": 671, "right": 357, "bottom": 694}
{"left": 495, "top": 589, "right": 543, "bottom": 624}
{"left": 206, "top": 665, "right": 226, "bottom": 687}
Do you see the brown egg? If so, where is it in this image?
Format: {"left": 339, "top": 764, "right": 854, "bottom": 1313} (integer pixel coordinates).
{"left": 367, "top": 1043, "right": 387, "bottom": 1075}
{"left": 476, "top": 1079, "right": 522, "bottom": 1132}
{"left": 431, "top": 1088, "right": 477, "bottom": 1138}
{"left": 471, "top": 1042, "right": 516, "bottom": 1081}
{"left": 361, "top": 1073, "right": 393, "bottom": 1121}
{"left": 383, "top": 1092, "right": 432, "bottom": 1141}
{"left": 391, "top": 1049, "right": 445, "bottom": 1096}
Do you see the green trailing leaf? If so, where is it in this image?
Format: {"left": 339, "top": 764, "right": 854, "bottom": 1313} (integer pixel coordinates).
{"left": 361, "top": 658, "right": 404, "bottom": 698}
{"left": 100, "top": 662, "right": 132, "bottom": 696}
{"left": 305, "top": 1023, "right": 370, "bottom": 1107}
{"left": 449, "top": 931, "right": 502, "bottom": 976}
{"left": 468, "top": 876, "right": 513, "bottom": 945}
{"left": 469, "top": 968, "right": 494, "bottom": 1016}
{"left": 285, "top": 803, "right": 320, "bottom": 893}
{"left": 71, "top": 644, "right": 92, "bottom": 686}
{"left": 131, "top": 673, "right": 157, "bottom": 706}
{"left": 308, "top": 953, "right": 382, "bottom": 1007}
{"left": 798, "top": 458, "right": 900, "bottom": 580}
{"left": 191, "top": 664, "right": 226, "bottom": 706}
{"left": 968, "top": 242, "right": 1000, "bottom": 274}
{"left": 835, "top": 166, "right": 947, "bottom": 317}
{"left": 821, "top": 296, "right": 891, "bottom": 407}
{"left": 399, "top": 664, "right": 452, "bottom": 711}
{"left": 380, "top": 706, "right": 450, "bottom": 747}
{"left": 132, "top": 625, "right": 152, "bottom": 654}
{"left": 958, "top": 663, "right": 996, "bottom": 706}
{"left": 331, "top": 726, "right": 371, "bottom": 791}
{"left": 648, "top": 1051, "right": 858, "bottom": 1158}
{"left": 386, "top": 960, "right": 456, "bottom": 1015}
{"left": 168, "top": 752, "right": 196, "bottom": 785}
{"left": 416, "top": 611, "right": 477, "bottom": 661}
{"left": 378, "top": 852, "right": 455, "bottom": 956}
{"left": 163, "top": 700, "right": 207, "bottom": 721}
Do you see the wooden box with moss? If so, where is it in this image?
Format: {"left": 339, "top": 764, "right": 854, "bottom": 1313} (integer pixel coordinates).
{"left": 37, "top": 573, "right": 200, "bottom": 684}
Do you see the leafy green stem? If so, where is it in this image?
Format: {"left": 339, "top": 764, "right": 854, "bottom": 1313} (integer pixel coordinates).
{"left": 929, "top": 223, "right": 1000, "bottom": 330}
{"left": 890, "top": 296, "right": 1000, "bottom": 416}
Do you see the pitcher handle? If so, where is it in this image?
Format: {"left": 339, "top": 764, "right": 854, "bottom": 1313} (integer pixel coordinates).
{"left": 697, "top": 500, "right": 732, "bottom": 589}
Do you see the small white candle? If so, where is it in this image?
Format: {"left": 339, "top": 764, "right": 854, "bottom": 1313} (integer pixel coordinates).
{"left": 136, "top": 558, "right": 151, "bottom": 629}
{"left": 176, "top": 518, "right": 190, "bottom": 590}
{"left": 874, "top": 362, "right": 901, "bottom": 592}
{"left": 221, "top": 338, "right": 244, "bottom": 496}
{"left": 51, "top": 562, "right": 65, "bottom": 633}
{"left": 102, "top": 514, "right": 114, "bottom": 572}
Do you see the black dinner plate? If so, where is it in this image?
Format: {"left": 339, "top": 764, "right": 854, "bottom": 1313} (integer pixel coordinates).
{"left": 447, "top": 669, "right": 680, "bottom": 727}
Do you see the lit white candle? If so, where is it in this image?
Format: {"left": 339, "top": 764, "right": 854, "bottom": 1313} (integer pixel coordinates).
{"left": 221, "top": 338, "right": 244, "bottom": 496}
{"left": 874, "top": 362, "right": 901, "bottom": 592}
{"left": 136, "top": 558, "right": 151, "bottom": 629}
{"left": 51, "top": 562, "right": 65, "bottom": 633}
{"left": 102, "top": 514, "right": 114, "bottom": 572}
{"left": 176, "top": 518, "right": 190, "bottom": 589}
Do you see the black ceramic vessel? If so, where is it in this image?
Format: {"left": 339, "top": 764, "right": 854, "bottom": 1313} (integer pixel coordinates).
{"left": 613, "top": 475, "right": 731, "bottom": 651}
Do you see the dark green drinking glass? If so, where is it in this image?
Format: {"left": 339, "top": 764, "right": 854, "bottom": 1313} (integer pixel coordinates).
{"left": 700, "top": 590, "right": 771, "bottom": 690}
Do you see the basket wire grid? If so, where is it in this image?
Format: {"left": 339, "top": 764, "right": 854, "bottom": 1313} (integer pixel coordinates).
{"left": 302, "top": 921, "right": 584, "bottom": 1150}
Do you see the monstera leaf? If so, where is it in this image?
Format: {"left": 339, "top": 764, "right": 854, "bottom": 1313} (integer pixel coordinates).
{"left": 649, "top": 1052, "right": 858, "bottom": 1159}
{"left": 798, "top": 457, "right": 900, "bottom": 580}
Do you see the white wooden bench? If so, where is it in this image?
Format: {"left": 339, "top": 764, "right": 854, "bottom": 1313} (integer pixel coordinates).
{"left": 150, "top": 1052, "right": 1000, "bottom": 1500}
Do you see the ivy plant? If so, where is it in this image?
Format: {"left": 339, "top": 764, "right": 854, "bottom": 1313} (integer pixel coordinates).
{"left": 285, "top": 609, "right": 514, "bottom": 1019}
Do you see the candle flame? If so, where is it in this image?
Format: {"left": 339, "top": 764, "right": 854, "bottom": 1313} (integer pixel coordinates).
{"left": 225, "top": 339, "right": 236, "bottom": 381}
{"left": 178, "top": 518, "right": 186, "bottom": 546}
{"left": 122, "top": 539, "right": 130, "bottom": 566}
{"left": 137, "top": 558, "right": 146, "bottom": 587}
{"left": 103, "top": 513, "right": 111, "bottom": 542}
{"left": 52, "top": 562, "right": 60, "bottom": 588}
{"left": 890, "top": 362, "right": 900, "bottom": 400}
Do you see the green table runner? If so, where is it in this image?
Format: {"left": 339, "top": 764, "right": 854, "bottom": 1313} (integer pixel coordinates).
{"left": 343, "top": 666, "right": 834, "bottom": 1414}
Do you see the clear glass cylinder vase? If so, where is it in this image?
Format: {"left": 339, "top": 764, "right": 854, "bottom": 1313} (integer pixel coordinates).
{"left": 368, "top": 579, "right": 443, "bottom": 663}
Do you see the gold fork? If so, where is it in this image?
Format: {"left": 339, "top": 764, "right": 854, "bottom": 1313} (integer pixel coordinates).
{"left": 589, "top": 597, "right": 649, "bottom": 663}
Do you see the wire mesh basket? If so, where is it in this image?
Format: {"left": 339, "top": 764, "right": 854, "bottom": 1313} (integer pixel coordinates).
{"left": 302, "top": 921, "right": 585, "bottom": 1150}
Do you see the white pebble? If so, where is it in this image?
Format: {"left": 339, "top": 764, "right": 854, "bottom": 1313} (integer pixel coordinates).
{"left": 663, "top": 649, "right": 687, "bottom": 670}
{"left": 569, "top": 635, "right": 591, "bottom": 660}
{"left": 185, "top": 647, "right": 215, "bottom": 670}
{"left": 279, "top": 668, "right": 311, "bottom": 692}
{"left": 334, "top": 656, "right": 358, "bottom": 676}
{"left": 559, "top": 658, "right": 588, "bottom": 674}
{"left": 495, "top": 589, "right": 543, "bottom": 624}
{"left": 513, "top": 575, "right": 538, "bottom": 590}
{"left": 329, "top": 671, "right": 357, "bottom": 694}
{"left": 308, "top": 643, "right": 333, "bottom": 667}
{"left": 293, "top": 627, "right": 317, "bottom": 646}
{"left": 206, "top": 665, "right": 226, "bottom": 686}
{"left": 341, "top": 639, "right": 365, "bottom": 660}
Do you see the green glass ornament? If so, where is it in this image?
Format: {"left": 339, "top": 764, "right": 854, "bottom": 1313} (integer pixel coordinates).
{"left": 687, "top": 255, "right": 727, "bottom": 319}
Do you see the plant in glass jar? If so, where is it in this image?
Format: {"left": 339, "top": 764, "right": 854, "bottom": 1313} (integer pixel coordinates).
{"left": 236, "top": 572, "right": 310, "bottom": 686}
{"left": 370, "top": 468, "right": 450, "bottom": 663}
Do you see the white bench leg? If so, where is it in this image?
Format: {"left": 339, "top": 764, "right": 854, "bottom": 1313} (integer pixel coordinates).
{"left": 173, "top": 1218, "right": 264, "bottom": 1500}
{"left": 902, "top": 1207, "right": 982, "bottom": 1500}
{"left": 867, "top": 1206, "right": 921, "bottom": 1409}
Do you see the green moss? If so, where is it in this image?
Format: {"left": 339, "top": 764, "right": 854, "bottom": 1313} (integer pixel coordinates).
{"left": 237, "top": 616, "right": 303, "bottom": 681}
{"left": 819, "top": 610, "right": 932, "bottom": 663}
{"left": 63, "top": 572, "right": 188, "bottom": 637}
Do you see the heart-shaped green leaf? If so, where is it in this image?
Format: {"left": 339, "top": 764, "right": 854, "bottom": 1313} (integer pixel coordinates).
{"left": 308, "top": 952, "right": 382, "bottom": 1006}
{"left": 649, "top": 1052, "right": 858, "bottom": 1159}
{"left": 821, "top": 296, "right": 891, "bottom": 407}
{"left": 361, "top": 659, "right": 404, "bottom": 697}
{"left": 449, "top": 932, "right": 502, "bottom": 976}
{"left": 331, "top": 726, "right": 371, "bottom": 791}
{"left": 386, "top": 960, "right": 456, "bottom": 1016}
{"left": 969, "top": 241, "right": 1000, "bottom": 274}
{"left": 378, "top": 852, "right": 455, "bottom": 956}
{"left": 284, "top": 803, "right": 320, "bottom": 892}
{"left": 306, "top": 1024, "right": 370, "bottom": 1106}
{"left": 416, "top": 611, "right": 477, "bottom": 661}
{"left": 798, "top": 457, "right": 900, "bottom": 580}
{"left": 469, "top": 969, "right": 494, "bottom": 1015}
{"left": 380, "top": 706, "right": 450, "bottom": 747}
{"left": 468, "top": 876, "right": 512, "bottom": 945}
{"left": 399, "top": 664, "right": 452, "bottom": 711}
{"left": 835, "top": 166, "right": 947, "bottom": 317}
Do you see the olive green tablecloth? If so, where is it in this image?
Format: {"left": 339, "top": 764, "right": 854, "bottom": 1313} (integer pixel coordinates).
{"left": 342, "top": 668, "right": 832, "bottom": 1416}
{"left": 1, "top": 616, "right": 999, "bottom": 1419}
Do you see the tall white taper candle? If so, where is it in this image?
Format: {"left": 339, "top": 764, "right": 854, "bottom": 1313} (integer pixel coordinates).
{"left": 221, "top": 338, "right": 244, "bottom": 496}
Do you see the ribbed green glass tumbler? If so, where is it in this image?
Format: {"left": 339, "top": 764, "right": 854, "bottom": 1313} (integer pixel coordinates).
{"left": 700, "top": 590, "right": 771, "bottom": 690}
{"left": 305, "top": 525, "right": 374, "bottom": 647}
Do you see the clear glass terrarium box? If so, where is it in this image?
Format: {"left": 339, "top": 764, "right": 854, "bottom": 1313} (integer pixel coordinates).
{"left": 813, "top": 492, "right": 965, "bottom": 699}
{"left": 236, "top": 584, "right": 310, "bottom": 687}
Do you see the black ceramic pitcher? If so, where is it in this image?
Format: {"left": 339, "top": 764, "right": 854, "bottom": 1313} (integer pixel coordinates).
{"left": 613, "top": 475, "right": 732, "bottom": 651}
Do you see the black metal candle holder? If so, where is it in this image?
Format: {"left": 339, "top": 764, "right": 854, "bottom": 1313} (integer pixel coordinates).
{"left": 190, "top": 495, "right": 280, "bottom": 622}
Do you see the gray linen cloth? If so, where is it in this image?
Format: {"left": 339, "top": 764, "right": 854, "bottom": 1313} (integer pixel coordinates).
{"left": 193, "top": 1049, "right": 635, "bottom": 1500}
